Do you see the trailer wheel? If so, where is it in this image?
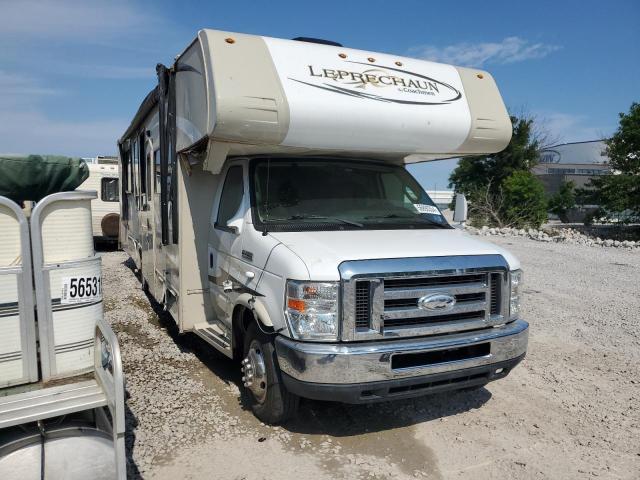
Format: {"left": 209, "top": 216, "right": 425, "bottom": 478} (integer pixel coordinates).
{"left": 242, "top": 322, "right": 298, "bottom": 424}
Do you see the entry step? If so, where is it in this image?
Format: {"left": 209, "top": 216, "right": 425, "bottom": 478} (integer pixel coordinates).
{"left": 193, "top": 322, "right": 231, "bottom": 350}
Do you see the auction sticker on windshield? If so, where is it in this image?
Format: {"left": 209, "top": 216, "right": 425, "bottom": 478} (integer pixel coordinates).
{"left": 61, "top": 275, "right": 102, "bottom": 304}
{"left": 413, "top": 204, "right": 441, "bottom": 215}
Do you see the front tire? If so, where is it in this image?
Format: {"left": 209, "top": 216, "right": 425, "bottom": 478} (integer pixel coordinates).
{"left": 242, "top": 322, "right": 299, "bottom": 424}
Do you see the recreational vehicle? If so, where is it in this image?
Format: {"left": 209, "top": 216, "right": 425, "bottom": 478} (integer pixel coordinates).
{"left": 119, "top": 29, "right": 528, "bottom": 424}
{"left": 78, "top": 156, "right": 120, "bottom": 242}
{"left": 0, "top": 158, "right": 125, "bottom": 478}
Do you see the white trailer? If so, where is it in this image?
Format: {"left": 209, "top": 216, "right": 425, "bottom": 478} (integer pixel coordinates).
{"left": 0, "top": 192, "right": 125, "bottom": 479}
{"left": 78, "top": 157, "right": 120, "bottom": 241}
{"left": 119, "top": 29, "right": 528, "bottom": 424}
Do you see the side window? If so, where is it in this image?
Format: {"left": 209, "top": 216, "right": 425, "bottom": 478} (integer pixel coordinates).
{"left": 132, "top": 138, "right": 139, "bottom": 205}
{"left": 139, "top": 133, "right": 146, "bottom": 197}
{"left": 154, "top": 149, "right": 161, "bottom": 193}
{"left": 125, "top": 149, "right": 132, "bottom": 192}
{"left": 101, "top": 178, "right": 120, "bottom": 202}
{"left": 216, "top": 166, "right": 244, "bottom": 228}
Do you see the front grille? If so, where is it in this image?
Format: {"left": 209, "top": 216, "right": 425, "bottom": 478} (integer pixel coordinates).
{"left": 382, "top": 272, "right": 489, "bottom": 334}
{"left": 384, "top": 274, "right": 486, "bottom": 290}
{"left": 384, "top": 310, "right": 484, "bottom": 328}
{"left": 341, "top": 256, "right": 509, "bottom": 341}
{"left": 355, "top": 281, "right": 371, "bottom": 329}
{"left": 490, "top": 273, "right": 501, "bottom": 315}
{"left": 385, "top": 292, "right": 486, "bottom": 310}
{"left": 456, "top": 292, "right": 486, "bottom": 303}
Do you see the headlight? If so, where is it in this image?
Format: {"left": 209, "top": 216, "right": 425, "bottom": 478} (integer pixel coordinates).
{"left": 509, "top": 269, "right": 523, "bottom": 320}
{"left": 286, "top": 280, "right": 339, "bottom": 341}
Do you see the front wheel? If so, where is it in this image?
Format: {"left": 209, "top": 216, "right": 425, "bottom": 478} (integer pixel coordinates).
{"left": 242, "top": 322, "right": 299, "bottom": 424}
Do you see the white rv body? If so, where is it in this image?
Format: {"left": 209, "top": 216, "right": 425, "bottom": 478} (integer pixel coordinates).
{"left": 78, "top": 159, "right": 120, "bottom": 241}
{"left": 119, "top": 29, "right": 528, "bottom": 423}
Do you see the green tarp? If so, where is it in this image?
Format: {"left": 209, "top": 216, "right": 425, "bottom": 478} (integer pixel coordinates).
{"left": 0, "top": 155, "right": 89, "bottom": 202}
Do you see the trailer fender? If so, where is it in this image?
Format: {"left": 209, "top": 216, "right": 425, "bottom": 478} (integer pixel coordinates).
{"left": 235, "top": 294, "right": 273, "bottom": 328}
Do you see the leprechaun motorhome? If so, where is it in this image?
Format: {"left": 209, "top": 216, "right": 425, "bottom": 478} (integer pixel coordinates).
{"left": 119, "top": 29, "right": 528, "bottom": 424}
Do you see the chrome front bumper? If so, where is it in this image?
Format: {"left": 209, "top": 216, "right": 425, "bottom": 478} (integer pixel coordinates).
{"left": 275, "top": 320, "right": 528, "bottom": 400}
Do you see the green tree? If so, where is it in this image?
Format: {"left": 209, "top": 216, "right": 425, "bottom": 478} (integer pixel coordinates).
{"left": 449, "top": 114, "right": 547, "bottom": 228}
{"left": 548, "top": 180, "right": 576, "bottom": 221}
{"left": 586, "top": 102, "right": 640, "bottom": 222}
{"left": 501, "top": 171, "right": 548, "bottom": 228}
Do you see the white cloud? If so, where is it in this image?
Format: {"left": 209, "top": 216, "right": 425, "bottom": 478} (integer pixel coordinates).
{"left": 0, "top": 69, "right": 126, "bottom": 155}
{"left": 0, "top": 109, "right": 124, "bottom": 157}
{"left": 0, "top": 0, "right": 155, "bottom": 41}
{"left": 83, "top": 65, "right": 155, "bottom": 80}
{"left": 409, "top": 37, "right": 561, "bottom": 67}
{"left": 0, "top": 71, "right": 62, "bottom": 109}
{"left": 535, "top": 111, "right": 610, "bottom": 144}
{"left": 33, "top": 61, "right": 156, "bottom": 80}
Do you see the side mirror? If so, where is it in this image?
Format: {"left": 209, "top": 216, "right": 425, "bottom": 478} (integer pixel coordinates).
{"left": 453, "top": 193, "right": 468, "bottom": 223}
{"left": 226, "top": 217, "right": 243, "bottom": 235}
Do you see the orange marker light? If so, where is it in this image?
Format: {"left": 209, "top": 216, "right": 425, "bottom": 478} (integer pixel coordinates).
{"left": 225, "top": 37, "right": 235, "bottom": 44}
{"left": 287, "top": 298, "right": 306, "bottom": 312}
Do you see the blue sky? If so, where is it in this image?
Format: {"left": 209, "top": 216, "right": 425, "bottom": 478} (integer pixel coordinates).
{"left": 1, "top": 0, "right": 638, "bottom": 189}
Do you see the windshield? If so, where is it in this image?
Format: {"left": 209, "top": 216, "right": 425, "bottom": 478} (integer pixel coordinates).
{"left": 250, "top": 158, "right": 450, "bottom": 231}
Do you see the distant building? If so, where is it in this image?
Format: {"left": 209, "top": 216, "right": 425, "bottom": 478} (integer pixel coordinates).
{"left": 533, "top": 140, "right": 610, "bottom": 196}
{"left": 426, "top": 190, "right": 454, "bottom": 210}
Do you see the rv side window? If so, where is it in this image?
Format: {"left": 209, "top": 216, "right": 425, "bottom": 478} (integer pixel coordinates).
{"left": 216, "top": 166, "right": 244, "bottom": 228}
{"left": 154, "top": 149, "right": 161, "bottom": 193}
{"left": 139, "top": 133, "right": 147, "bottom": 197}
{"left": 101, "top": 178, "right": 120, "bottom": 202}
{"left": 132, "top": 138, "right": 139, "bottom": 204}
{"left": 125, "top": 150, "right": 132, "bottom": 193}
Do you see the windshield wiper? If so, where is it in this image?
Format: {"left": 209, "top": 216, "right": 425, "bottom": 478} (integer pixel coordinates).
{"left": 364, "top": 213, "right": 449, "bottom": 228}
{"left": 287, "top": 214, "right": 364, "bottom": 228}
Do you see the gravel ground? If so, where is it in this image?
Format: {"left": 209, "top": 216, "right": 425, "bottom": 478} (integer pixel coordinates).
{"left": 101, "top": 236, "right": 640, "bottom": 480}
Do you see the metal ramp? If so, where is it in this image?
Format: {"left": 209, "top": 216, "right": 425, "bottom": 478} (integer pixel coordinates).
{"left": 0, "top": 380, "right": 107, "bottom": 429}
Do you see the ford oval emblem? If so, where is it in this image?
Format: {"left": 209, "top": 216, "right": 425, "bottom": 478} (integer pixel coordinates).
{"left": 418, "top": 294, "right": 456, "bottom": 312}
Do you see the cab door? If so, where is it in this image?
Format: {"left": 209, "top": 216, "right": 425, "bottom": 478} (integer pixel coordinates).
{"left": 208, "top": 162, "right": 249, "bottom": 333}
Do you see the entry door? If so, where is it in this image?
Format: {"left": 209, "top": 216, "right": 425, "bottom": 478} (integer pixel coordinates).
{"left": 152, "top": 148, "right": 165, "bottom": 300}
{"left": 208, "top": 163, "right": 247, "bottom": 331}
{"left": 140, "top": 138, "right": 155, "bottom": 292}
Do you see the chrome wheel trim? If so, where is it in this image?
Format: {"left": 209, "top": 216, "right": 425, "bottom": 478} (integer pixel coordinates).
{"left": 242, "top": 340, "right": 268, "bottom": 404}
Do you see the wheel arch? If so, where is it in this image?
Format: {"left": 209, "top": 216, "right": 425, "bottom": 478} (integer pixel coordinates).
{"left": 232, "top": 294, "right": 274, "bottom": 360}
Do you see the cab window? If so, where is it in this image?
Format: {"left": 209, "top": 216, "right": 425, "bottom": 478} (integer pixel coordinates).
{"left": 216, "top": 166, "right": 244, "bottom": 228}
